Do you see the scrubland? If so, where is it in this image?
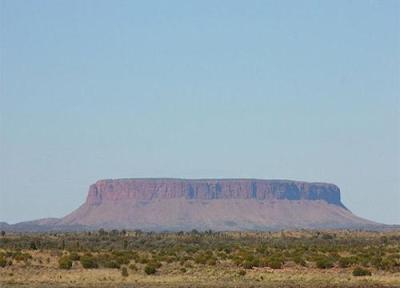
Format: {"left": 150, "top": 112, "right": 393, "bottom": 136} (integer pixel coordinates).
{"left": 0, "top": 229, "right": 399, "bottom": 287}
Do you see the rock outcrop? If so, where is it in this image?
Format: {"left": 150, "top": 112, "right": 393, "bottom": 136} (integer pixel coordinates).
{"left": 58, "top": 178, "right": 377, "bottom": 231}
{"left": 86, "top": 179, "right": 344, "bottom": 206}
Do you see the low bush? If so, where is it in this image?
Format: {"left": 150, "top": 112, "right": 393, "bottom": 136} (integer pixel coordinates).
{"left": 194, "top": 255, "right": 207, "bottom": 265}
{"left": 316, "top": 257, "right": 334, "bottom": 269}
{"left": 58, "top": 256, "right": 72, "bottom": 270}
{"left": 268, "top": 258, "right": 283, "bottom": 269}
{"left": 293, "top": 256, "right": 306, "bottom": 266}
{"left": 69, "top": 252, "right": 80, "bottom": 261}
{"left": 121, "top": 266, "right": 129, "bottom": 277}
{"left": 138, "top": 256, "right": 149, "bottom": 264}
{"left": 13, "top": 252, "right": 32, "bottom": 262}
{"left": 380, "top": 257, "right": 397, "bottom": 271}
{"left": 207, "top": 258, "right": 217, "bottom": 266}
{"left": 238, "top": 269, "right": 246, "bottom": 276}
{"left": 80, "top": 255, "right": 98, "bottom": 269}
{"left": 129, "top": 263, "right": 138, "bottom": 271}
{"left": 0, "top": 257, "right": 7, "bottom": 268}
{"left": 148, "top": 260, "right": 162, "bottom": 268}
{"left": 339, "top": 257, "right": 355, "bottom": 268}
{"left": 352, "top": 267, "right": 371, "bottom": 276}
{"left": 242, "top": 260, "right": 255, "bottom": 269}
{"left": 144, "top": 264, "right": 157, "bottom": 275}
{"left": 103, "top": 260, "right": 121, "bottom": 269}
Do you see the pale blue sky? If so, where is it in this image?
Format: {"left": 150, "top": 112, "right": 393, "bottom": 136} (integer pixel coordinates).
{"left": 1, "top": 0, "right": 399, "bottom": 224}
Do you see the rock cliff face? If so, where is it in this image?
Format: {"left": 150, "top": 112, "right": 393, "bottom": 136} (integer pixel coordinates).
{"left": 86, "top": 179, "right": 344, "bottom": 207}
{"left": 58, "top": 178, "right": 377, "bottom": 231}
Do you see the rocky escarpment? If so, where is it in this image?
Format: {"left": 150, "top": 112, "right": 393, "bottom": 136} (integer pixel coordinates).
{"left": 1, "top": 178, "right": 388, "bottom": 232}
{"left": 57, "top": 178, "right": 377, "bottom": 231}
{"left": 86, "top": 179, "right": 345, "bottom": 207}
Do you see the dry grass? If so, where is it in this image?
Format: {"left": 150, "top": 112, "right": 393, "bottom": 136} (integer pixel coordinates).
{"left": 1, "top": 250, "right": 399, "bottom": 288}
{"left": 1, "top": 230, "right": 400, "bottom": 287}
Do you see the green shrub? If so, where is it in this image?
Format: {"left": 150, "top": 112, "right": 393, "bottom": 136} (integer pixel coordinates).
{"left": 80, "top": 255, "right": 98, "bottom": 269}
{"left": 14, "top": 252, "right": 32, "bottom": 262}
{"left": 380, "top": 257, "right": 397, "bottom": 271}
{"left": 115, "top": 256, "right": 130, "bottom": 265}
{"left": 164, "top": 256, "right": 176, "bottom": 263}
{"left": 242, "top": 260, "right": 254, "bottom": 269}
{"left": 185, "top": 262, "right": 193, "bottom": 268}
{"left": 293, "top": 256, "right": 306, "bottom": 266}
{"left": 357, "top": 255, "right": 370, "bottom": 267}
{"left": 370, "top": 256, "right": 383, "bottom": 269}
{"left": 148, "top": 260, "right": 162, "bottom": 268}
{"left": 69, "top": 252, "right": 80, "bottom": 261}
{"left": 144, "top": 264, "right": 157, "bottom": 275}
{"left": 0, "top": 257, "right": 7, "bottom": 268}
{"left": 138, "top": 256, "right": 149, "bottom": 264}
{"left": 339, "top": 257, "right": 353, "bottom": 268}
{"left": 129, "top": 263, "right": 138, "bottom": 271}
{"left": 103, "top": 260, "right": 120, "bottom": 269}
{"left": 268, "top": 259, "right": 283, "bottom": 269}
{"left": 352, "top": 267, "right": 371, "bottom": 276}
{"left": 58, "top": 256, "right": 72, "bottom": 270}
{"left": 207, "top": 258, "right": 217, "bottom": 266}
{"left": 316, "top": 257, "right": 334, "bottom": 269}
{"left": 238, "top": 269, "right": 246, "bottom": 276}
{"left": 180, "top": 267, "right": 187, "bottom": 273}
{"left": 30, "top": 241, "right": 37, "bottom": 250}
{"left": 121, "top": 266, "right": 129, "bottom": 277}
{"left": 194, "top": 255, "right": 207, "bottom": 265}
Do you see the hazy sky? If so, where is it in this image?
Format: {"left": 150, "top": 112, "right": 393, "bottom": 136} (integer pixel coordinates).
{"left": 1, "top": 1, "right": 399, "bottom": 225}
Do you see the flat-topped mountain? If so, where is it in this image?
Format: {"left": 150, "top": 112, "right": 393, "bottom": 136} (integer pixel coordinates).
{"left": 2, "top": 178, "right": 385, "bottom": 232}
{"left": 84, "top": 178, "right": 344, "bottom": 205}
{"left": 53, "top": 178, "right": 378, "bottom": 231}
